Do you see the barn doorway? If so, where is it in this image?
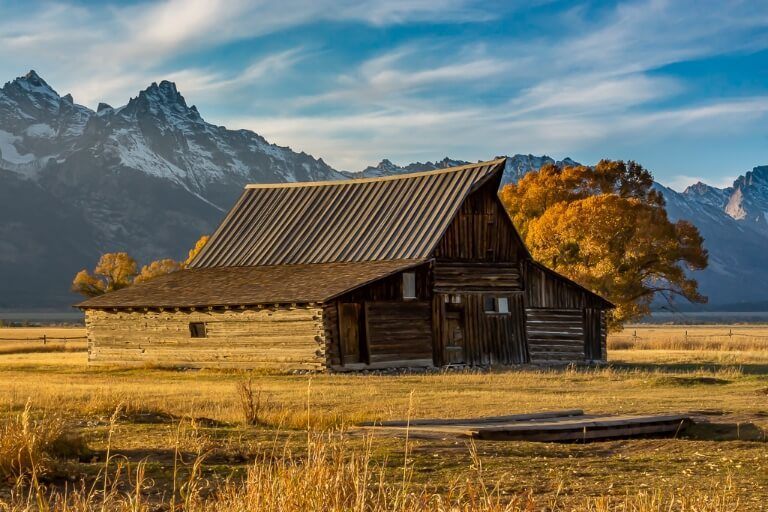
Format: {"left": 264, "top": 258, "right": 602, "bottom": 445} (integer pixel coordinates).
{"left": 443, "top": 300, "right": 466, "bottom": 364}
{"left": 339, "top": 303, "right": 368, "bottom": 365}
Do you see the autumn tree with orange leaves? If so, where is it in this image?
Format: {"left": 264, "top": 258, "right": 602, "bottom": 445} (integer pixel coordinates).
{"left": 72, "top": 235, "right": 209, "bottom": 297}
{"left": 500, "top": 160, "right": 708, "bottom": 330}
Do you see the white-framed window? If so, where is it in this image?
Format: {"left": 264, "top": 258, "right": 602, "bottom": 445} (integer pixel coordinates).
{"left": 483, "top": 296, "right": 510, "bottom": 314}
{"left": 402, "top": 272, "right": 416, "bottom": 299}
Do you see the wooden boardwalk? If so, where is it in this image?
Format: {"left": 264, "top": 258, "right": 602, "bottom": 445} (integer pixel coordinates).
{"left": 354, "top": 410, "right": 692, "bottom": 442}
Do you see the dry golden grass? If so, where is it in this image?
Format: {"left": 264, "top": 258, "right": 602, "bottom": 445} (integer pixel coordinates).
{"left": 0, "top": 417, "right": 745, "bottom": 512}
{"left": 0, "top": 327, "right": 86, "bottom": 355}
{"left": 0, "top": 325, "right": 765, "bottom": 510}
{"left": 609, "top": 324, "right": 768, "bottom": 352}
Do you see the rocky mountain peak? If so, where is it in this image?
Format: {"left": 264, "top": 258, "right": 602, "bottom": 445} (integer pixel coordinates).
{"left": 138, "top": 80, "right": 187, "bottom": 108}
{"left": 683, "top": 181, "right": 731, "bottom": 209}
{"left": 5, "top": 70, "right": 60, "bottom": 99}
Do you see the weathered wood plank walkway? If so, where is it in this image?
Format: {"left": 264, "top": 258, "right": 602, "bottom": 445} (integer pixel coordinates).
{"left": 353, "top": 410, "right": 692, "bottom": 442}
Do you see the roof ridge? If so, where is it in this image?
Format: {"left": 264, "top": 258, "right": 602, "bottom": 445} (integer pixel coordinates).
{"left": 244, "top": 157, "right": 506, "bottom": 189}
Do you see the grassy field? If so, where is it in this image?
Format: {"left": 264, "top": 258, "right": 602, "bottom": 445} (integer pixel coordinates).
{"left": 0, "top": 326, "right": 766, "bottom": 510}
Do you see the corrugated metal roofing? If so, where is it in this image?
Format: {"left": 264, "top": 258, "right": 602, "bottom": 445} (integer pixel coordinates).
{"left": 77, "top": 260, "right": 427, "bottom": 309}
{"left": 190, "top": 158, "right": 506, "bottom": 268}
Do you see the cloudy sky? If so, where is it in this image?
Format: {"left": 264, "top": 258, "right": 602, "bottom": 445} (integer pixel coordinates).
{"left": 1, "top": 0, "right": 767, "bottom": 188}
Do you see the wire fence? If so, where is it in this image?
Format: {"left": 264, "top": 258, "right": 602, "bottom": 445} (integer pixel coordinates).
{"left": 610, "top": 329, "right": 768, "bottom": 342}
{"left": 609, "top": 329, "right": 768, "bottom": 351}
{"left": 0, "top": 336, "right": 87, "bottom": 344}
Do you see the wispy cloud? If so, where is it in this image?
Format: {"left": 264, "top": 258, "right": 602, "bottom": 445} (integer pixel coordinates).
{"left": 0, "top": 0, "right": 492, "bottom": 107}
{"left": 0, "top": 0, "right": 767, "bottom": 176}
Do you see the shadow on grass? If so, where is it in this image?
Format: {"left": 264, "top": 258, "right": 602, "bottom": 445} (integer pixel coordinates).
{"left": 685, "top": 421, "right": 768, "bottom": 442}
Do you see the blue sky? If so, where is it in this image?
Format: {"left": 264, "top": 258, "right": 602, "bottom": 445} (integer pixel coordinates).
{"left": 1, "top": 0, "right": 767, "bottom": 189}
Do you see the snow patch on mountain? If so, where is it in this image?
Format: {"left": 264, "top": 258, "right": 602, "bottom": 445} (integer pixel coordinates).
{"left": 0, "top": 129, "right": 35, "bottom": 164}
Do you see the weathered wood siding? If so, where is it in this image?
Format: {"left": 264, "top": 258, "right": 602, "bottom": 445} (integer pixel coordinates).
{"left": 433, "top": 263, "right": 521, "bottom": 292}
{"left": 338, "top": 264, "right": 431, "bottom": 301}
{"left": 525, "top": 308, "right": 585, "bottom": 364}
{"left": 433, "top": 180, "right": 528, "bottom": 262}
{"left": 365, "top": 301, "right": 433, "bottom": 365}
{"left": 86, "top": 307, "right": 325, "bottom": 369}
{"left": 584, "top": 308, "right": 606, "bottom": 362}
{"left": 326, "top": 264, "right": 435, "bottom": 369}
{"left": 434, "top": 293, "right": 528, "bottom": 366}
{"left": 523, "top": 262, "right": 607, "bottom": 309}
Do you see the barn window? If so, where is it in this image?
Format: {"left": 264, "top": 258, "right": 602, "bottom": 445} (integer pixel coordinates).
{"left": 484, "top": 296, "right": 510, "bottom": 314}
{"left": 402, "top": 272, "right": 416, "bottom": 299}
{"left": 189, "top": 322, "right": 207, "bottom": 338}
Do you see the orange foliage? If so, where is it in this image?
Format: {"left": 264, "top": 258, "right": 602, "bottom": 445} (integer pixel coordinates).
{"left": 185, "top": 235, "right": 210, "bottom": 266}
{"left": 72, "top": 235, "right": 209, "bottom": 297}
{"left": 500, "top": 160, "right": 708, "bottom": 329}
{"left": 134, "top": 258, "right": 184, "bottom": 284}
{"left": 71, "top": 252, "right": 137, "bottom": 297}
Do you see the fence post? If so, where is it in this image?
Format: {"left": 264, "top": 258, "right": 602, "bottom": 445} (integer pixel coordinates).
{"left": 684, "top": 330, "right": 688, "bottom": 343}
{"left": 42, "top": 334, "right": 46, "bottom": 345}
{"left": 633, "top": 330, "right": 637, "bottom": 343}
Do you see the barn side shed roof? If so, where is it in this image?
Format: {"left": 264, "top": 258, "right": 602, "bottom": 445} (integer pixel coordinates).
{"left": 77, "top": 259, "right": 427, "bottom": 309}
{"left": 190, "top": 158, "right": 506, "bottom": 268}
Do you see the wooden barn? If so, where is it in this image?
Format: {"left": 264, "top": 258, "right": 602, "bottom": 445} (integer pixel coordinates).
{"left": 78, "top": 158, "right": 613, "bottom": 370}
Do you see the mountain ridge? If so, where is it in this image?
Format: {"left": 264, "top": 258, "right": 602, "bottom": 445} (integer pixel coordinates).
{"left": 1, "top": 71, "right": 766, "bottom": 309}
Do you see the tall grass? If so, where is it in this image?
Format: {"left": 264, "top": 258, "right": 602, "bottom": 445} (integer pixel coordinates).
{"left": 0, "top": 401, "right": 68, "bottom": 480}
{"left": 0, "top": 398, "right": 742, "bottom": 512}
{"left": 0, "top": 428, "right": 740, "bottom": 512}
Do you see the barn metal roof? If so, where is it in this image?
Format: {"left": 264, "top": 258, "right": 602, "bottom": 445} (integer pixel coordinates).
{"left": 77, "top": 259, "right": 428, "bottom": 309}
{"left": 190, "top": 158, "right": 506, "bottom": 268}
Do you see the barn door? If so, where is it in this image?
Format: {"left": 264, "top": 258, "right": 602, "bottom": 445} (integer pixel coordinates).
{"left": 584, "top": 308, "right": 603, "bottom": 361}
{"left": 443, "top": 301, "right": 465, "bottom": 364}
{"left": 339, "top": 303, "right": 367, "bottom": 365}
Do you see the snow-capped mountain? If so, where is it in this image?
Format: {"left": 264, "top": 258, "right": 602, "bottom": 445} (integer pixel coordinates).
{"left": 0, "top": 71, "right": 342, "bottom": 308}
{"left": 1, "top": 70, "right": 767, "bottom": 310}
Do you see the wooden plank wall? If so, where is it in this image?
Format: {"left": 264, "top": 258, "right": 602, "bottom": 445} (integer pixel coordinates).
{"left": 523, "top": 262, "right": 606, "bottom": 309}
{"left": 433, "top": 263, "right": 521, "bottom": 292}
{"left": 525, "top": 308, "right": 585, "bottom": 364}
{"left": 450, "top": 293, "right": 528, "bottom": 366}
{"left": 339, "top": 265, "right": 431, "bottom": 302}
{"left": 86, "top": 307, "right": 326, "bottom": 370}
{"left": 584, "top": 308, "right": 605, "bottom": 361}
{"left": 365, "top": 301, "right": 433, "bottom": 364}
{"left": 433, "top": 181, "right": 527, "bottom": 262}
{"left": 600, "top": 310, "right": 608, "bottom": 362}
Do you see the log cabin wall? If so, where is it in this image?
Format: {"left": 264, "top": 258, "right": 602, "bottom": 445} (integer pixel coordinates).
{"left": 522, "top": 261, "right": 608, "bottom": 363}
{"left": 525, "top": 309, "right": 585, "bottom": 364}
{"left": 85, "top": 307, "right": 325, "bottom": 370}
